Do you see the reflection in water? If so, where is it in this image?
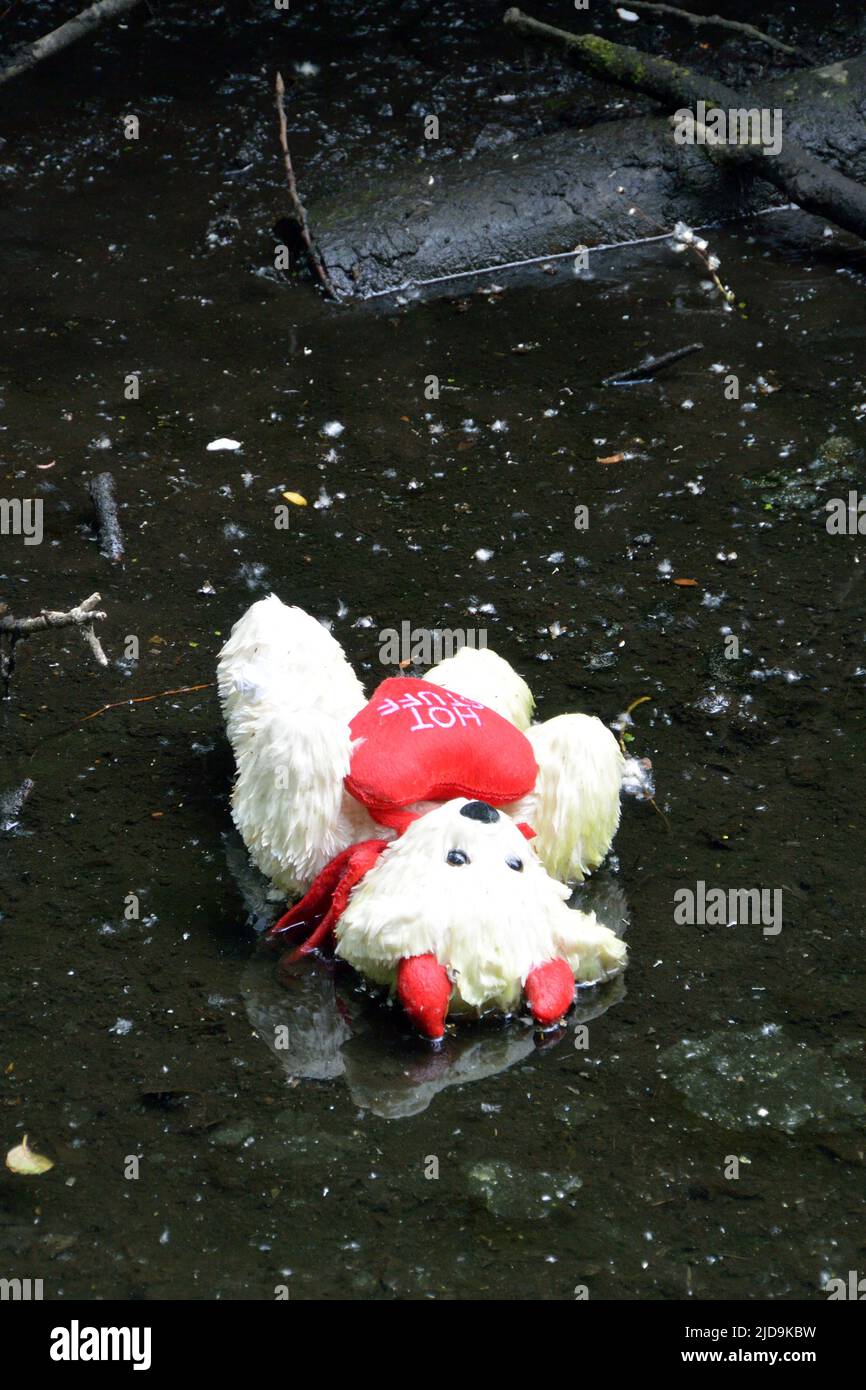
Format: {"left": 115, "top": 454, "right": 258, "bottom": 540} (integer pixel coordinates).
{"left": 241, "top": 951, "right": 627, "bottom": 1119}
{"left": 228, "top": 829, "right": 628, "bottom": 1118}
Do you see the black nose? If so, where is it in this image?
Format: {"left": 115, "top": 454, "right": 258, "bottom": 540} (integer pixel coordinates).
{"left": 460, "top": 800, "right": 500, "bottom": 824}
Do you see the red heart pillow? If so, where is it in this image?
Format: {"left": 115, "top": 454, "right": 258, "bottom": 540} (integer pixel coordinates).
{"left": 345, "top": 677, "right": 537, "bottom": 831}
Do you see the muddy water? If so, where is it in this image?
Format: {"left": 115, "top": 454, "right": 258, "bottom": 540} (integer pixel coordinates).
{"left": 1, "top": 3, "right": 865, "bottom": 1300}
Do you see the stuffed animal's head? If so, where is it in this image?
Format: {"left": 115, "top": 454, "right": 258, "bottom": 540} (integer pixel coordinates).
{"left": 334, "top": 797, "right": 626, "bottom": 1027}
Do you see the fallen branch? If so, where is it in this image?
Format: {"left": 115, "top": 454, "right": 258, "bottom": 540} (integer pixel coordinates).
{"left": 274, "top": 71, "right": 338, "bottom": 299}
{"left": 89, "top": 471, "right": 124, "bottom": 562}
{"left": 604, "top": 340, "right": 702, "bottom": 385}
{"left": 504, "top": 8, "right": 866, "bottom": 242}
{"left": 0, "top": 593, "right": 108, "bottom": 695}
{"left": 607, "top": 1, "right": 809, "bottom": 62}
{"left": 0, "top": 0, "right": 145, "bottom": 89}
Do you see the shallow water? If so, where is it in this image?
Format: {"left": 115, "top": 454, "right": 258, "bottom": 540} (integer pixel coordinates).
{"left": 2, "top": 2, "right": 865, "bottom": 1301}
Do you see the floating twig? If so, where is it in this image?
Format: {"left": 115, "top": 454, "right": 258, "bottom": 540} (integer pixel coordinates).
{"left": 671, "top": 218, "right": 741, "bottom": 309}
{"left": 274, "top": 71, "right": 338, "bottom": 299}
{"left": 0, "top": 593, "right": 108, "bottom": 695}
{"left": 88, "top": 471, "right": 124, "bottom": 563}
{"left": 0, "top": 592, "right": 108, "bottom": 644}
{"left": 0, "top": 0, "right": 145, "bottom": 89}
{"left": 604, "top": 341, "right": 703, "bottom": 386}
{"left": 80, "top": 682, "right": 213, "bottom": 723}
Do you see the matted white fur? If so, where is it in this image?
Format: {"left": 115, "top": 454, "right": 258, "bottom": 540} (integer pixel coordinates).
{"left": 505, "top": 714, "right": 624, "bottom": 882}
{"left": 218, "top": 596, "right": 382, "bottom": 892}
{"left": 426, "top": 646, "right": 535, "bottom": 730}
{"left": 219, "top": 596, "right": 625, "bottom": 900}
{"left": 336, "top": 799, "right": 626, "bottom": 1014}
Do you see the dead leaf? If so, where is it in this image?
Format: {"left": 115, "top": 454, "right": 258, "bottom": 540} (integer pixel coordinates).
{"left": 282, "top": 491, "right": 307, "bottom": 507}
{"left": 673, "top": 578, "right": 699, "bottom": 587}
{"left": 597, "top": 452, "right": 625, "bottom": 465}
{"left": 6, "top": 1135, "right": 54, "bottom": 1175}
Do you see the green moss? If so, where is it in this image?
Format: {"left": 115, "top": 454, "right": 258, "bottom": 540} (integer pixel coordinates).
{"left": 578, "top": 34, "right": 616, "bottom": 66}
{"left": 742, "top": 435, "right": 863, "bottom": 514}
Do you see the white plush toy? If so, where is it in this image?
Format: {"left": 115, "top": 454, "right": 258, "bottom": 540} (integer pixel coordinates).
{"left": 218, "top": 595, "right": 627, "bottom": 1039}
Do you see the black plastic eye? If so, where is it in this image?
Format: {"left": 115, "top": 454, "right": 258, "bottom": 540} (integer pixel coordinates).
{"left": 446, "top": 849, "right": 469, "bottom": 866}
{"left": 506, "top": 856, "right": 523, "bottom": 872}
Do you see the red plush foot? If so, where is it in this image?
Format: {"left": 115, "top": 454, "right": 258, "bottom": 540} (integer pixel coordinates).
{"left": 525, "top": 958, "right": 575, "bottom": 1026}
{"left": 396, "top": 954, "right": 452, "bottom": 1040}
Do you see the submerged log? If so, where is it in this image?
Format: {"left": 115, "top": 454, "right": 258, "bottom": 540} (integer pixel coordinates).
{"left": 308, "top": 50, "right": 866, "bottom": 299}
{"left": 505, "top": 9, "right": 866, "bottom": 243}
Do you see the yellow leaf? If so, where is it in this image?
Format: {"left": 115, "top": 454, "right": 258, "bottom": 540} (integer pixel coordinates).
{"left": 6, "top": 1135, "right": 54, "bottom": 1175}
{"left": 282, "top": 491, "right": 307, "bottom": 506}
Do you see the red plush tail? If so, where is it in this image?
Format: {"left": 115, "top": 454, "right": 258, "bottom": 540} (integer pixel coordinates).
{"left": 266, "top": 839, "right": 390, "bottom": 961}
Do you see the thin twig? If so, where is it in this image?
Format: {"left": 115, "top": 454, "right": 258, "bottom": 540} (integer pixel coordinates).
{"left": 625, "top": 694, "right": 653, "bottom": 718}
{"left": 0, "top": 0, "right": 145, "bottom": 88}
{"left": 607, "top": 1, "right": 808, "bottom": 62}
{"left": 80, "top": 682, "right": 213, "bottom": 722}
{"left": 604, "top": 341, "right": 702, "bottom": 385}
{"left": 274, "top": 71, "right": 338, "bottom": 299}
